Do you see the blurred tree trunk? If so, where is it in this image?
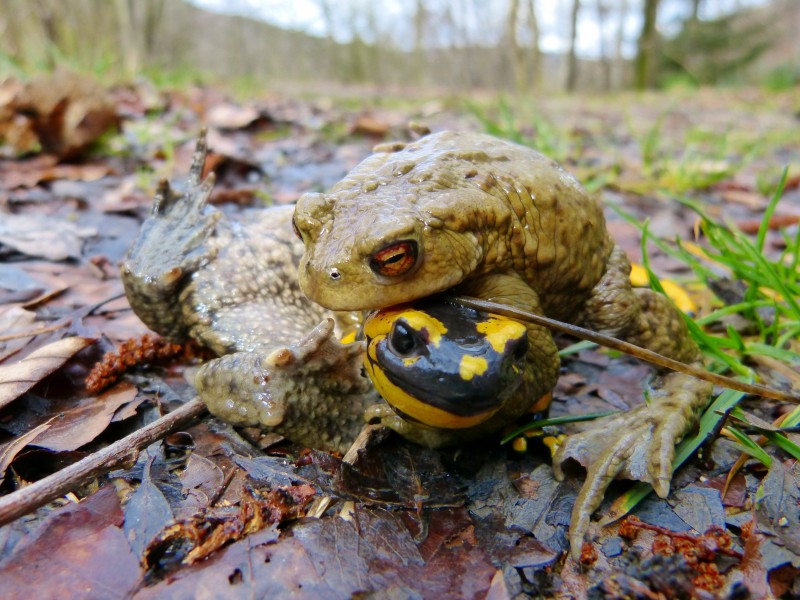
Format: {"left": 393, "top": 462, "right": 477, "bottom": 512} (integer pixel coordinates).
{"left": 315, "top": 0, "right": 337, "bottom": 80}
{"left": 414, "top": 0, "right": 426, "bottom": 85}
{"left": 596, "top": 0, "right": 611, "bottom": 90}
{"left": 115, "top": 0, "right": 138, "bottom": 74}
{"left": 506, "top": 0, "right": 526, "bottom": 91}
{"left": 690, "top": 0, "right": 702, "bottom": 22}
{"left": 634, "top": 0, "right": 659, "bottom": 89}
{"left": 565, "top": 0, "right": 581, "bottom": 91}
{"left": 115, "top": 0, "right": 165, "bottom": 76}
{"left": 527, "top": 0, "right": 542, "bottom": 89}
{"left": 614, "top": 0, "right": 629, "bottom": 88}
{"left": 33, "top": 0, "right": 61, "bottom": 68}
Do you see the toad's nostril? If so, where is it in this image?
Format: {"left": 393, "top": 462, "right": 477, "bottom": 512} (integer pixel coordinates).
{"left": 329, "top": 268, "right": 341, "bottom": 280}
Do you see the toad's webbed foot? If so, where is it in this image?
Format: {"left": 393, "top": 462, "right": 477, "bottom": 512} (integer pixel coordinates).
{"left": 121, "top": 132, "right": 221, "bottom": 340}
{"left": 552, "top": 372, "right": 712, "bottom": 559}
{"left": 195, "top": 318, "right": 379, "bottom": 454}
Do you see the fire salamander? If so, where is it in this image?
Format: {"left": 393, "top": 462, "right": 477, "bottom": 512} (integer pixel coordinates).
{"left": 362, "top": 297, "right": 531, "bottom": 430}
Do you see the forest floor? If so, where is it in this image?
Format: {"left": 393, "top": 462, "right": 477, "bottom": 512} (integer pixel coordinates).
{"left": 0, "top": 72, "right": 799, "bottom": 598}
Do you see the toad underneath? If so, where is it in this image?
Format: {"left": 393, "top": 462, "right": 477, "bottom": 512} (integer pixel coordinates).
{"left": 122, "top": 131, "right": 712, "bottom": 557}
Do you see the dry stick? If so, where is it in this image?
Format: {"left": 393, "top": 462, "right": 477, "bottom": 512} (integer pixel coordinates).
{"left": 0, "top": 397, "right": 207, "bottom": 527}
{"left": 0, "top": 319, "right": 72, "bottom": 342}
{"left": 453, "top": 296, "right": 800, "bottom": 403}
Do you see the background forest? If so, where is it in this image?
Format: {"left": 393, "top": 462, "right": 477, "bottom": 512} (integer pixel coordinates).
{"left": 0, "top": 0, "right": 798, "bottom": 94}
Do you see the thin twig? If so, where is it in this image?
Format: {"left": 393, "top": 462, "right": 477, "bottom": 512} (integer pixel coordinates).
{"left": 0, "top": 397, "right": 207, "bottom": 527}
{"left": 0, "top": 319, "right": 72, "bottom": 342}
{"left": 453, "top": 295, "right": 800, "bottom": 403}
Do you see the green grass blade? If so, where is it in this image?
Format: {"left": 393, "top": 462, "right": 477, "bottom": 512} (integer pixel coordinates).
{"left": 725, "top": 425, "right": 772, "bottom": 467}
{"left": 756, "top": 167, "right": 788, "bottom": 254}
{"left": 500, "top": 412, "right": 616, "bottom": 444}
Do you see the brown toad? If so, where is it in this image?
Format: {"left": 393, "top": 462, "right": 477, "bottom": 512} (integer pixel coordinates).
{"left": 293, "top": 130, "right": 713, "bottom": 554}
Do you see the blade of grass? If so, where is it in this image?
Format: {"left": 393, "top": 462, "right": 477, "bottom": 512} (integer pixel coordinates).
{"left": 724, "top": 425, "right": 772, "bottom": 467}
{"left": 756, "top": 167, "right": 788, "bottom": 254}
{"left": 501, "top": 411, "right": 616, "bottom": 444}
{"left": 640, "top": 222, "right": 754, "bottom": 376}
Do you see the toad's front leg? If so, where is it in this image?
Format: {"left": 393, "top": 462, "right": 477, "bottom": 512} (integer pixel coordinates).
{"left": 121, "top": 133, "right": 220, "bottom": 341}
{"left": 195, "top": 319, "right": 379, "bottom": 454}
{"left": 555, "top": 247, "right": 713, "bottom": 558}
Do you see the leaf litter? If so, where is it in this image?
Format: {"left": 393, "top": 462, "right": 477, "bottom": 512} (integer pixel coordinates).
{"left": 0, "top": 70, "right": 798, "bottom": 598}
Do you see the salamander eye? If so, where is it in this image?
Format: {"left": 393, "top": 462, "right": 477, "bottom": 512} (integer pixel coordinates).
{"left": 291, "top": 217, "right": 302, "bottom": 241}
{"left": 369, "top": 240, "right": 418, "bottom": 277}
{"left": 388, "top": 320, "right": 424, "bottom": 357}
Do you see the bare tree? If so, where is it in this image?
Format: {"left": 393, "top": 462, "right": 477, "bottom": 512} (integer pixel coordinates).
{"left": 566, "top": 0, "right": 581, "bottom": 91}
{"left": 526, "top": 0, "right": 543, "bottom": 89}
{"left": 614, "top": 0, "right": 630, "bottom": 87}
{"left": 414, "top": 0, "right": 427, "bottom": 85}
{"left": 596, "top": 0, "right": 611, "bottom": 90}
{"left": 506, "top": 0, "right": 527, "bottom": 91}
{"left": 635, "top": 0, "right": 660, "bottom": 89}
{"left": 690, "top": 0, "right": 703, "bottom": 22}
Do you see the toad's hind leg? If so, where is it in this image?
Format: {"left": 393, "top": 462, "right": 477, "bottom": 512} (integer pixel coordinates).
{"left": 555, "top": 246, "right": 713, "bottom": 557}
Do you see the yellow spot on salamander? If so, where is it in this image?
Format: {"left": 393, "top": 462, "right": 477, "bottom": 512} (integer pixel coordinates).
{"left": 339, "top": 330, "right": 357, "bottom": 344}
{"left": 629, "top": 263, "right": 697, "bottom": 314}
{"left": 543, "top": 434, "right": 567, "bottom": 458}
{"left": 458, "top": 355, "right": 488, "bottom": 381}
{"left": 362, "top": 306, "right": 448, "bottom": 348}
{"left": 364, "top": 345, "right": 497, "bottom": 429}
{"left": 476, "top": 317, "right": 527, "bottom": 354}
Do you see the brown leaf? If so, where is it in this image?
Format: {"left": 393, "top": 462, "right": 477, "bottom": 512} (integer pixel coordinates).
{"left": 0, "top": 418, "right": 54, "bottom": 485}
{"left": 0, "top": 486, "right": 139, "bottom": 597}
{"left": 4, "top": 70, "right": 119, "bottom": 159}
{"left": 0, "top": 336, "right": 94, "bottom": 410}
{"left": 0, "top": 214, "right": 97, "bottom": 260}
{"left": 123, "top": 451, "right": 174, "bottom": 561}
{"left": 136, "top": 528, "right": 302, "bottom": 598}
{"left": 740, "top": 529, "right": 772, "bottom": 598}
{"left": 206, "top": 103, "right": 262, "bottom": 130}
{"left": 143, "top": 483, "right": 315, "bottom": 575}
{"left": 351, "top": 114, "right": 390, "bottom": 137}
{"left": 30, "top": 382, "right": 138, "bottom": 452}
{"left": 0, "top": 306, "right": 38, "bottom": 361}
{"left": 0, "top": 157, "right": 113, "bottom": 189}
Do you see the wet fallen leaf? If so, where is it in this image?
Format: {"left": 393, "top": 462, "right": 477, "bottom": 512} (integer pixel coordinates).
{"left": 0, "top": 157, "right": 114, "bottom": 189}
{"left": 0, "top": 486, "right": 139, "bottom": 598}
{"left": 0, "top": 214, "right": 97, "bottom": 261}
{"left": 123, "top": 449, "right": 174, "bottom": 561}
{"left": 2, "top": 70, "right": 119, "bottom": 159}
{"left": 740, "top": 527, "right": 772, "bottom": 597}
{"left": 754, "top": 459, "right": 800, "bottom": 561}
{"left": 30, "top": 382, "right": 139, "bottom": 452}
{"left": 206, "top": 103, "right": 263, "bottom": 130}
{"left": 0, "top": 306, "right": 38, "bottom": 360}
{"left": 351, "top": 113, "right": 390, "bottom": 137}
{"left": 177, "top": 453, "right": 226, "bottom": 514}
{"left": 0, "top": 419, "right": 54, "bottom": 485}
{"left": 144, "top": 483, "right": 315, "bottom": 575}
{"left": 0, "top": 336, "right": 95, "bottom": 410}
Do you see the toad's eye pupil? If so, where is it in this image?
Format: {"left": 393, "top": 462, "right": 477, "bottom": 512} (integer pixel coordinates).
{"left": 369, "top": 240, "right": 418, "bottom": 277}
{"left": 389, "top": 321, "right": 417, "bottom": 356}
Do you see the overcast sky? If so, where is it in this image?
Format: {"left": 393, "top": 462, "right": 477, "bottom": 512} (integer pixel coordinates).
{"left": 190, "top": 0, "right": 769, "bottom": 58}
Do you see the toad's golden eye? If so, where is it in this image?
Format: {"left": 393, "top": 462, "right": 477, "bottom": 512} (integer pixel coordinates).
{"left": 369, "top": 240, "right": 418, "bottom": 277}
{"left": 291, "top": 217, "right": 302, "bottom": 241}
